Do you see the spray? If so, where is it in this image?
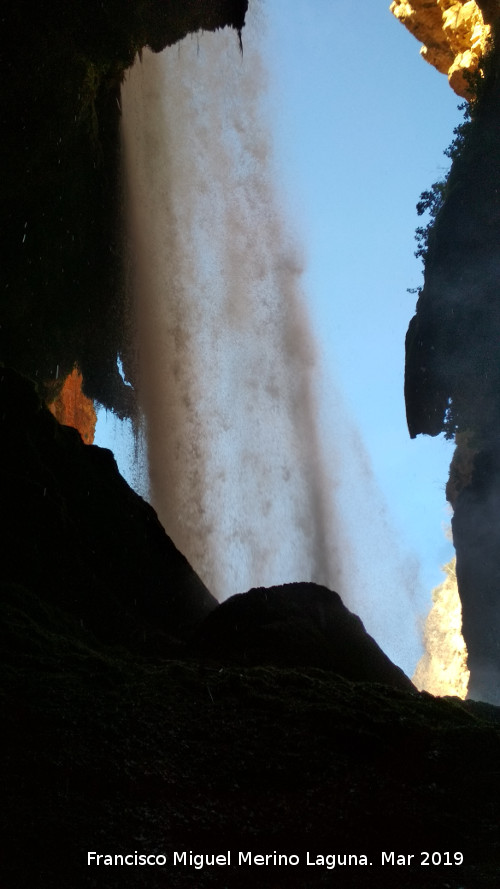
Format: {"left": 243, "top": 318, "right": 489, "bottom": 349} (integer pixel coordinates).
{"left": 121, "top": 11, "right": 340, "bottom": 599}
{"left": 120, "top": 5, "right": 423, "bottom": 675}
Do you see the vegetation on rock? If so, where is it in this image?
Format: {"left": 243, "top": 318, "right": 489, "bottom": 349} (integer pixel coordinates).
{"left": 405, "top": 31, "right": 500, "bottom": 441}
{"left": 404, "top": 21, "right": 500, "bottom": 704}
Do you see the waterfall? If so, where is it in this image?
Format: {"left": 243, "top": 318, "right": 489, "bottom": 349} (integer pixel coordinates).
{"left": 119, "top": 6, "right": 421, "bottom": 674}
{"left": 121, "top": 13, "right": 342, "bottom": 600}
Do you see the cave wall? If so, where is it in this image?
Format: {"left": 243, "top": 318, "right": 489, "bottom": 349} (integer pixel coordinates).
{"left": 452, "top": 448, "right": 500, "bottom": 701}
{"left": 1, "top": 0, "right": 247, "bottom": 413}
{"left": 404, "top": 39, "right": 500, "bottom": 441}
{"left": 0, "top": 366, "right": 217, "bottom": 650}
{"left": 393, "top": 1, "right": 500, "bottom": 702}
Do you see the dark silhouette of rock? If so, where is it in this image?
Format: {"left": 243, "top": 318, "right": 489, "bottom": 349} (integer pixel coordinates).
{"left": 0, "top": 367, "right": 216, "bottom": 651}
{"left": 4, "top": 589, "right": 500, "bottom": 889}
{"left": 404, "top": 38, "right": 500, "bottom": 442}
{"left": 452, "top": 445, "right": 500, "bottom": 704}
{"left": 2, "top": 0, "right": 248, "bottom": 412}
{"left": 193, "top": 582, "right": 414, "bottom": 690}
{"left": 3, "top": 371, "right": 500, "bottom": 888}
{"left": 403, "top": 39, "right": 500, "bottom": 702}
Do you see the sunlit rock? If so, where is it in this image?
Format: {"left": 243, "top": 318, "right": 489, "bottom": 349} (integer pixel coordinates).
{"left": 413, "top": 558, "right": 469, "bottom": 698}
{"left": 47, "top": 367, "right": 97, "bottom": 444}
{"left": 390, "top": 0, "right": 492, "bottom": 96}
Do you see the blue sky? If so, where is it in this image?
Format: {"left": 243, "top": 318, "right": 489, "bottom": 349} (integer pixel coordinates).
{"left": 96, "top": 1, "right": 464, "bottom": 673}
{"left": 261, "top": 1, "right": 461, "bottom": 589}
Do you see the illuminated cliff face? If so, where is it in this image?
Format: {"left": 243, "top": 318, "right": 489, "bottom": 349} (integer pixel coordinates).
{"left": 390, "top": 0, "right": 491, "bottom": 96}
{"left": 413, "top": 558, "right": 469, "bottom": 698}
{"left": 48, "top": 367, "right": 97, "bottom": 444}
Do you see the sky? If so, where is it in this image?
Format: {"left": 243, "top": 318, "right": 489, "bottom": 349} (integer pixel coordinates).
{"left": 96, "top": 0, "right": 464, "bottom": 673}
{"left": 260, "top": 1, "right": 461, "bottom": 585}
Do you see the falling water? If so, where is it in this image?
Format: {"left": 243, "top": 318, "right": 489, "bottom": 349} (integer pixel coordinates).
{"left": 120, "top": 7, "right": 422, "bottom": 673}
{"left": 121, "top": 14, "right": 343, "bottom": 599}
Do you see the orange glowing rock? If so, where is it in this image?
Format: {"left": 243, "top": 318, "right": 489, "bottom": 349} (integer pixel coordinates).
{"left": 48, "top": 367, "right": 97, "bottom": 444}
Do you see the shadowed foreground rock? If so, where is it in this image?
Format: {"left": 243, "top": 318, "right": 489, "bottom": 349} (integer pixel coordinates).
{"left": 194, "top": 582, "right": 414, "bottom": 691}
{"left": 2, "top": 370, "right": 500, "bottom": 887}
{"left": 2, "top": 626, "right": 500, "bottom": 888}
{"left": 0, "top": 367, "right": 216, "bottom": 650}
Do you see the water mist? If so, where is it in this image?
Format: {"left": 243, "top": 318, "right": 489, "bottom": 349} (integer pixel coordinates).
{"left": 120, "top": 8, "right": 421, "bottom": 674}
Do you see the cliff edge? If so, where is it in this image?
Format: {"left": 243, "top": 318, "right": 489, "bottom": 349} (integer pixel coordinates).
{"left": 393, "top": 0, "right": 500, "bottom": 703}
{"left": 390, "top": 0, "right": 494, "bottom": 95}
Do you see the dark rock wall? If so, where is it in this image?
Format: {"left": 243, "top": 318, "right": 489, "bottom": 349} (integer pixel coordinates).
{"left": 404, "top": 32, "right": 500, "bottom": 701}
{"left": 452, "top": 447, "right": 500, "bottom": 702}
{"left": 405, "top": 38, "right": 500, "bottom": 441}
{"left": 0, "top": 367, "right": 217, "bottom": 650}
{"left": 1, "top": 0, "right": 247, "bottom": 412}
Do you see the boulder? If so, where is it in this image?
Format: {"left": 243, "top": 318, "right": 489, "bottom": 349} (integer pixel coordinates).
{"left": 193, "top": 581, "right": 414, "bottom": 690}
